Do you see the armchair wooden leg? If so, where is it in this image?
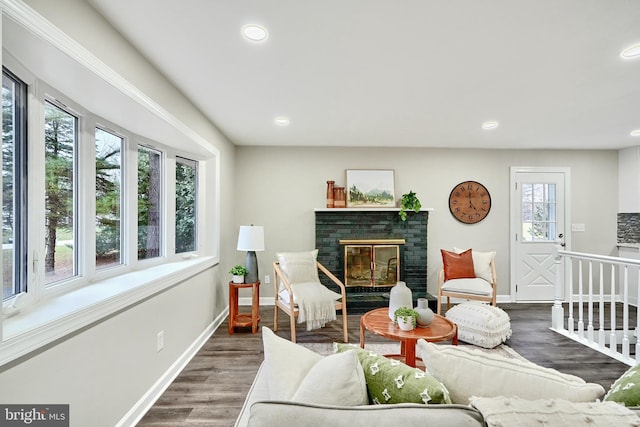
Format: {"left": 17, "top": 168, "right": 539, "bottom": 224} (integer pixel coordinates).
{"left": 342, "top": 308, "right": 348, "bottom": 343}
{"left": 437, "top": 297, "right": 442, "bottom": 315}
{"left": 274, "top": 304, "right": 279, "bottom": 332}
{"left": 289, "top": 312, "right": 297, "bottom": 343}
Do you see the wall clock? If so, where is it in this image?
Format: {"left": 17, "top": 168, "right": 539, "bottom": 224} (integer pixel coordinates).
{"left": 448, "top": 180, "right": 491, "bottom": 224}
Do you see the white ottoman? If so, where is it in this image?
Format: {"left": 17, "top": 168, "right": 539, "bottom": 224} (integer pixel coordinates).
{"left": 445, "top": 302, "right": 512, "bottom": 349}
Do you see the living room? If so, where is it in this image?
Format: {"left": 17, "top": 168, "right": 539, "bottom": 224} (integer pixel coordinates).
{"left": 0, "top": 1, "right": 638, "bottom": 426}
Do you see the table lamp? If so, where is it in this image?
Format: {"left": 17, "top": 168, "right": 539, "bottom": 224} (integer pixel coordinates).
{"left": 237, "top": 225, "right": 265, "bottom": 283}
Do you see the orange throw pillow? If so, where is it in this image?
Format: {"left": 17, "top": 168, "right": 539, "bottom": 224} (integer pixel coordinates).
{"left": 441, "top": 249, "right": 476, "bottom": 281}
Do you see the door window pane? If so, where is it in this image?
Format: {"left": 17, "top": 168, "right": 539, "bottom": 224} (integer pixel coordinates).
{"left": 521, "top": 182, "right": 557, "bottom": 242}
{"left": 95, "top": 128, "right": 122, "bottom": 269}
{"left": 44, "top": 101, "right": 77, "bottom": 284}
{"left": 2, "top": 70, "right": 27, "bottom": 299}
{"left": 138, "top": 146, "right": 162, "bottom": 260}
{"left": 175, "top": 157, "right": 197, "bottom": 253}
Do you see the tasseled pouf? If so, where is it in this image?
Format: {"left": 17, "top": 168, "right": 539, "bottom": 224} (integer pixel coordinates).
{"left": 444, "top": 302, "right": 512, "bottom": 349}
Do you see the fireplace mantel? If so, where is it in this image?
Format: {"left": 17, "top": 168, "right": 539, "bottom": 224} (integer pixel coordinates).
{"left": 315, "top": 208, "right": 434, "bottom": 212}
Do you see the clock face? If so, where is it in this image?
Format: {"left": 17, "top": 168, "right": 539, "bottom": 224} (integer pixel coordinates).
{"left": 448, "top": 181, "right": 491, "bottom": 224}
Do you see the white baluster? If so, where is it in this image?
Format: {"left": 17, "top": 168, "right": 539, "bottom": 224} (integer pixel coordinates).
{"left": 598, "top": 262, "right": 605, "bottom": 348}
{"left": 587, "top": 261, "right": 594, "bottom": 343}
{"left": 623, "top": 266, "right": 630, "bottom": 359}
{"left": 578, "top": 259, "right": 584, "bottom": 339}
{"left": 610, "top": 266, "right": 616, "bottom": 354}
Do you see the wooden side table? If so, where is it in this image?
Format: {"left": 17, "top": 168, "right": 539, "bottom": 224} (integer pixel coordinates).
{"left": 228, "top": 281, "right": 260, "bottom": 334}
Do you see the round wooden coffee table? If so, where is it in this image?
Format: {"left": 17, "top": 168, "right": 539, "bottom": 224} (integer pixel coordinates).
{"left": 360, "top": 307, "right": 458, "bottom": 367}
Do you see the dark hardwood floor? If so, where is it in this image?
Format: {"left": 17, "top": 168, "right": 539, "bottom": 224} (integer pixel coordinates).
{"left": 136, "top": 303, "right": 631, "bottom": 427}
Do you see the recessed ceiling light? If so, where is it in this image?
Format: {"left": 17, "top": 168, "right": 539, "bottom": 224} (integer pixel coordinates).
{"left": 242, "top": 25, "right": 268, "bottom": 42}
{"left": 482, "top": 121, "right": 499, "bottom": 130}
{"left": 274, "top": 117, "right": 290, "bottom": 126}
{"left": 621, "top": 44, "right": 640, "bottom": 59}
{"left": 631, "top": 129, "right": 640, "bottom": 137}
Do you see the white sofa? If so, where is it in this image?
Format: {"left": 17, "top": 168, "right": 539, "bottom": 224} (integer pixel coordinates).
{"left": 235, "top": 328, "right": 640, "bottom": 427}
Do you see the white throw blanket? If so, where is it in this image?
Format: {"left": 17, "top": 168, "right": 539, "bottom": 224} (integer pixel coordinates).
{"left": 290, "top": 281, "right": 341, "bottom": 331}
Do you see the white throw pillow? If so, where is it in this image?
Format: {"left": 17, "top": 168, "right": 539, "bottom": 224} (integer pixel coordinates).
{"left": 292, "top": 349, "right": 368, "bottom": 406}
{"left": 261, "top": 327, "right": 368, "bottom": 405}
{"left": 445, "top": 302, "right": 511, "bottom": 348}
{"left": 277, "top": 250, "right": 321, "bottom": 285}
{"left": 470, "top": 396, "right": 640, "bottom": 427}
{"left": 416, "top": 340, "right": 605, "bottom": 405}
{"left": 453, "top": 247, "right": 495, "bottom": 283}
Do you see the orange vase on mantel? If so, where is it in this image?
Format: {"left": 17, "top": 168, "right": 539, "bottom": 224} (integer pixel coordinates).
{"left": 326, "top": 180, "right": 335, "bottom": 208}
{"left": 334, "top": 186, "right": 346, "bottom": 208}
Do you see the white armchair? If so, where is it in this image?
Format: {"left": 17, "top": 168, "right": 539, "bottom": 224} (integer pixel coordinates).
{"left": 273, "top": 250, "right": 348, "bottom": 343}
{"left": 437, "top": 248, "right": 497, "bottom": 314}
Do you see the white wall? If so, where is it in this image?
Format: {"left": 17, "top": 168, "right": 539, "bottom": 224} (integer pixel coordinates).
{"left": 235, "top": 146, "right": 618, "bottom": 300}
{"left": 0, "top": 1, "right": 237, "bottom": 426}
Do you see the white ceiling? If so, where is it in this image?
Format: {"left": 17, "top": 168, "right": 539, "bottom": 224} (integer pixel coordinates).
{"left": 87, "top": 0, "right": 640, "bottom": 150}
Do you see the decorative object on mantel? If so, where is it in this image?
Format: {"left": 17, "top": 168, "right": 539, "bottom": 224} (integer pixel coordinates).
{"left": 399, "top": 190, "right": 422, "bottom": 221}
{"left": 326, "top": 180, "right": 335, "bottom": 208}
{"left": 388, "top": 280, "right": 412, "bottom": 320}
{"left": 394, "top": 306, "right": 419, "bottom": 331}
{"left": 237, "top": 225, "right": 265, "bottom": 283}
{"left": 414, "top": 297, "right": 434, "bottom": 327}
{"left": 333, "top": 186, "right": 346, "bottom": 208}
{"left": 229, "top": 264, "right": 248, "bottom": 284}
{"left": 448, "top": 180, "right": 492, "bottom": 224}
{"left": 346, "top": 169, "right": 395, "bottom": 208}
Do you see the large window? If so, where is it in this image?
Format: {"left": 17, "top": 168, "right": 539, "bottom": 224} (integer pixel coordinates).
{"left": 95, "top": 128, "right": 123, "bottom": 269}
{"left": 1, "top": 69, "right": 27, "bottom": 300}
{"left": 138, "top": 146, "right": 162, "bottom": 260}
{"left": 44, "top": 101, "right": 78, "bottom": 285}
{"left": 175, "top": 157, "right": 197, "bottom": 253}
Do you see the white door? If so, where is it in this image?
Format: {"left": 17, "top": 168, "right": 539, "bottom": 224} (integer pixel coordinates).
{"left": 510, "top": 167, "right": 570, "bottom": 301}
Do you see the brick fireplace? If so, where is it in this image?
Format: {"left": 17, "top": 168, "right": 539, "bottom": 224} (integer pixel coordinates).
{"left": 315, "top": 208, "right": 434, "bottom": 313}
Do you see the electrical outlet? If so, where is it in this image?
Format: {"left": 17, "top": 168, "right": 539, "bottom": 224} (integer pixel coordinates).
{"left": 157, "top": 331, "right": 164, "bottom": 352}
{"left": 264, "top": 275, "right": 270, "bottom": 284}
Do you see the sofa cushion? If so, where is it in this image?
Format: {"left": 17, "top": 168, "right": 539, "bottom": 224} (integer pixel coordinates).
{"left": 605, "top": 364, "right": 640, "bottom": 406}
{"left": 335, "top": 343, "right": 451, "bottom": 405}
{"left": 416, "top": 340, "right": 605, "bottom": 404}
{"left": 441, "top": 249, "right": 475, "bottom": 281}
{"left": 453, "top": 247, "right": 496, "bottom": 283}
{"left": 262, "top": 327, "right": 367, "bottom": 405}
{"left": 444, "top": 302, "right": 511, "bottom": 348}
{"left": 470, "top": 396, "right": 640, "bottom": 427}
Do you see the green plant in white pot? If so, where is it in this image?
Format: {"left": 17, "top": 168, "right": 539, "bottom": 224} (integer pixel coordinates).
{"left": 394, "top": 306, "right": 419, "bottom": 331}
{"left": 229, "top": 265, "right": 248, "bottom": 284}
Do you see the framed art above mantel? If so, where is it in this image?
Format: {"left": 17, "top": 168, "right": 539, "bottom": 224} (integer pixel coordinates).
{"left": 346, "top": 169, "right": 396, "bottom": 208}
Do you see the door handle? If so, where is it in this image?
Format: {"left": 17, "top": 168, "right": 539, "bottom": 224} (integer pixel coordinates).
{"left": 558, "top": 233, "right": 565, "bottom": 247}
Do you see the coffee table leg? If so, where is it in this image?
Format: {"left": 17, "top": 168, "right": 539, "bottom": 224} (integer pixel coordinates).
{"left": 360, "top": 316, "right": 365, "bottom": 348}
{"left": 404, "top": 339, "right": 417, "bottom": 367}
{"left": 452, "top": 325, "right": 458, "bottom": 345}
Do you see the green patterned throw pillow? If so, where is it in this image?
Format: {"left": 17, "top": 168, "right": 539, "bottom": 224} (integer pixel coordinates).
{"left": 334, "top": 343, "right": 451, "bottom": 405}
{"left": 605, "top": 364, "right": 640, "bottom": 406}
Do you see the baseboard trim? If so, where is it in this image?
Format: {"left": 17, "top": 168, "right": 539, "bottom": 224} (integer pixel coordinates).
{"left": 115, "top": 307, "right": 229, "bottom": 427}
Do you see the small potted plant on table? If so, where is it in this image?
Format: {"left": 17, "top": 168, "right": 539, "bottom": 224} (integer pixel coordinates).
{"left": 394, "top": 306, "right": 419, "bottom": 331}
{"left": 229, "top": 265, "right": 248, "bottom": 284}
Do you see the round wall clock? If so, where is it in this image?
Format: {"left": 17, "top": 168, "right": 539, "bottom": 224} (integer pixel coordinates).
{"left": 448, "top": 180, "right": 492, "bottom": 224}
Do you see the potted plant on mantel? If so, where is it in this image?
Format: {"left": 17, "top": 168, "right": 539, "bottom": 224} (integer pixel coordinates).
{"left": 399, "top": 191, "right": 422, "bottom": 221}
{"left": 394, "top": 306, "right": 419, "bottom": 331}
{"left": 229, "top": 265, "right": 248, "bottom": 284}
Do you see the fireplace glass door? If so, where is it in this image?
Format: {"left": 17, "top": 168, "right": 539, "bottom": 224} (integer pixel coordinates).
{"left": 344, "top": 244, "right": 400, "bottom": 287}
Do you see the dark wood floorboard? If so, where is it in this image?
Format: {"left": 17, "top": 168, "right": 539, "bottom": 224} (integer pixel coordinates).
{"left": 136, "top": 303, "right": 631, "bottom": 426}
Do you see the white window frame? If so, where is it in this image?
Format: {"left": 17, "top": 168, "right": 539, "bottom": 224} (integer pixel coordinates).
{"left": 0, "top": 5, "right": 220, "bottom": 365}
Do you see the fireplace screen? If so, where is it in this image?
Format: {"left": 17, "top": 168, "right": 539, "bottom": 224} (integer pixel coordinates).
{"left": 343, "top": 244, "right": 401, "bottom": 287}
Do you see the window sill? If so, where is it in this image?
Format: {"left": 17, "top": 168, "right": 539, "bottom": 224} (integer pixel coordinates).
{"left": 1, "top": 256, "right": 216, "bottom": 366}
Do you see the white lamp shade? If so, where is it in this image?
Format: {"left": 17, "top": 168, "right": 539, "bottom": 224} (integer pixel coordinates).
{"left": 237, "top": 225, "right": 265, "bottom": 251}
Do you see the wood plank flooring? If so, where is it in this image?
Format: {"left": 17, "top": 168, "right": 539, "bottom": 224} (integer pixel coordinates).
{"left": 136, "top": 303, "right": 631, "bottom": 427}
